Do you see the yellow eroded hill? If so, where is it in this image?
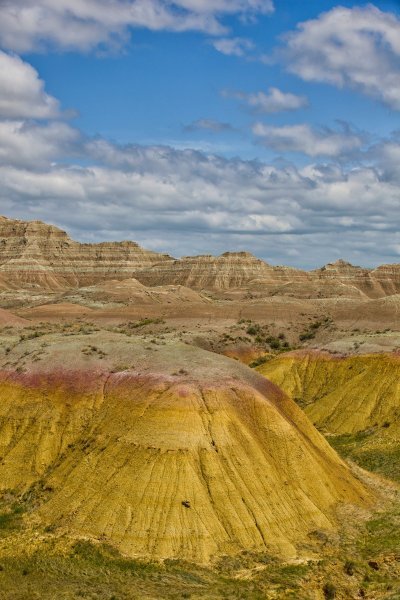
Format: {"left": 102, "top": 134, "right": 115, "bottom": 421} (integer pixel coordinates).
{"left": 257, "top": 351, "right": 400, "bottom": 481}
{"left": 257, "top": 351, "right": 400, "bottom": 434}
{"left": 0, "top": 333, "right": 370, "bottom": 562}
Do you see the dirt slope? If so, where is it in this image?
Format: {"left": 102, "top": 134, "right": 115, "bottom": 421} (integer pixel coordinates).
{"left": 0, "top": 333, "right": 370, "bottom": 562}
{"left": 257, "top": 351, "right": 400, "bottom": 434}
{"left": 257, "top": 351, "right": 400, "bottom": 481}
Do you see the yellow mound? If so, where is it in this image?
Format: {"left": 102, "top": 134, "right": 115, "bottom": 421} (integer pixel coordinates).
{"left": 0, "top": 334, "right": 370, "bottom": 561}
{"left": 257, "top": 351, "right": 400, "bottom": 435}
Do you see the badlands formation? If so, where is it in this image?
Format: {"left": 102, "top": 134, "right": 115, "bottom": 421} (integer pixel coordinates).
{"left": 0, "top": 216, "right": 398, "bottom": 598}
{"left": 0, "top": 216, "right": 399, "bottom": 297}
{"left": 0, "top": 333, "right": 369, "bottom": 562}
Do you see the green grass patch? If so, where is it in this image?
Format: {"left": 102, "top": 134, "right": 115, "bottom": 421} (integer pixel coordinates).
{"left": 0, "top": 502, "right": 26, "bottom": 535}
{"left": 328, "top": 432, "right": 400, "bottom": 482}
{"left": 359, "top": 506, "right": 400, "bottom": 558}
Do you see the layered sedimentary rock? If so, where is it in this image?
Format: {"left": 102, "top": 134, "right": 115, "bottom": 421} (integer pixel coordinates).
{"left": 0, "top": 216, "right": 173, "bottom": 290}
{"left": 311, "top": 260, "right": 400, "bottom": 299}
{"left": 257, "top": 350, "right": 400, "bottom": 481}
{"left": 0, "top": 332, "right": 370, "bottom": 561}
{"left": 67, "top": 278, "right": 210, "bottom": 306}
{"left": 370, "top": 264, "right": 400, "bottom": 296}
{"left": 135, "top": 254, "right": 400, "bottom": 297}
{"left": 134, "top": 251, "right": 276, "bottom": 289}
{"left": 0, "top": 216, "right": 399, "bottom": 297}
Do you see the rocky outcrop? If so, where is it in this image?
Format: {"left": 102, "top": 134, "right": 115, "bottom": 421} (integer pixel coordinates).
{"left": 0, "top": 216, "right": 399, "bottom": 297}
{"left": 257, "top": 350, "right": 400, "bottom": 481}
{"left": 311, "top": 259, "right": 400, "bottom": 298}
{"left": 370, "top": 264, "right": 400, "bottom": 296}
{"left": 0, "top": 216, "right": 173, "bottom": 290}
{"left": 134, "top": 251, "right": 276, "bottom": 289}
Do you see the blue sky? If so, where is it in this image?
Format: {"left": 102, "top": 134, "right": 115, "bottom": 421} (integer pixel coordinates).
{"left": 1, "top": 1, "right": 400, "bottom": 268}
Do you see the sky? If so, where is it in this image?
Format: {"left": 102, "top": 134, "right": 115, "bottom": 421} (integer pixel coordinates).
{"left": 1, "top": 1, "right": 400, "bottom": 268}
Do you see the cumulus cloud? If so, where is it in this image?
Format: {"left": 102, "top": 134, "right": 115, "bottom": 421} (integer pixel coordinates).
{"left": 1, "top": 132, "right": 400, "bottom": 267}
{"left": 230, "top": 86, "right": 308, "bottom": 113}
{"left": 0, "top": 37, "right": 399, "bottom": 267}
{"left": 211, "top": 37, "right": 254, "bottom": 56}
{"left": 252, "top": 123, "right": 365, "bottom": 157}
{"left": 0, "top": 121, "right": 81, "bottom": 169}
{"left": 0, "top": 51, "right": 60, "bottom": 119}
{"left": 171, "top": 1, "right": 274, "bottom": 16}
{"left": 183, "top": 118, "right": 235, "bottom": 133}
{"left": 282, "top": 4, "right": 400, "bottom": 110}
{"left": 0, "top": 0, "right": 273, "bottom": 53}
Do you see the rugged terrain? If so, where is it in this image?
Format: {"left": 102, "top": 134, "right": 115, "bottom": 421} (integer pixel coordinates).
{"left": 0, "top": 216, "right": 173, "bottom": 291}
{"left": 0, "top": 216, "right": 399, "bottom": 298}
{"left": 0, "top": 331, "right": 372, "bottom": 562}
{"left": 257, "top": 351, "right": 400, "bottom": 483}
{"left": 0, "top": 216, "right": 398, "bottom": 598}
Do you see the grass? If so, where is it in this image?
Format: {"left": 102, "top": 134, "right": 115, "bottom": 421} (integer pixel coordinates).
{"left": 0, "top": 497, "right": 398, "bottom": 599}
{"left": 359, "top": 505, "right": 400, "bottom": 558}
{"left": 0, "top": 502, "right": 26, "bottom": 536}
{"left": 0, "top": 540, "right": 273, "bottom": 599}
{"left": 328, "top": 432, "right": 400, "bottom": 482}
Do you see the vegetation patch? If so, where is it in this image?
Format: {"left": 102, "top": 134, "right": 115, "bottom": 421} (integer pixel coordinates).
{"left": 328, "top": 432, "right": 400, "bottom": 482}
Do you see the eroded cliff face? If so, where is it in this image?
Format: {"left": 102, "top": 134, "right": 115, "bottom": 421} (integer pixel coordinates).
{"left": 311, "top": 260, "right": 400, "bottom": 299}
{"left": 133, "top": 251, "right": 276, "bottom": 289}
{"left": 0, "top": 332, "right": 371, "bottom": 562}
{"left": 0, "top": 216, "right": 173, "bottom": 290}
{"left": 256, "top": 350, "right": 400, "bottom": 481}
{"left": 370, "top": 264, "right": 400, "bottom": 296}
{"left": 0, "top": 216, "right": 400, "bottom": 297}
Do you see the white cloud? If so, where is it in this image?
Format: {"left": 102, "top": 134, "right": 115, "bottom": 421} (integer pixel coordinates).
{"left": 0, "top": 120, "right": 81, "bottom": 169}
{"left": 1, "top": 132, "right": 400, "bottom": 266}
{"left": 253, "top": 123, "right": 365, "bottom": 157}
{"left": 0, "top": 0, "right": 273, "bottom": 53}
{"left": 282, "top": 4, "right": 400, "bottom": 110}
{"left": 0, "top": 51, "right": 60, "bottom": 119}
{"left": 232, "top": 87, "right": 308, "bottom": 113}
{"left": 211, "top": 37, "right": 255, "bottom": 56}
{"left": 0, "top": 41, "right": 399, "bottom": 267}
{"left": 170, "top": 1, "right": 273, "bottom": 15}
{"left": 184, "top": 118, "right": 234, "bottom": 133}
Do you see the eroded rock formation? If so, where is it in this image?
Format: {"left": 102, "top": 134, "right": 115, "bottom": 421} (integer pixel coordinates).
{"left": 0, "top": 216, "right": 399, "bottom": 297}
{"left": 0, "top": 216, "right": 173, "bottom": 290}
{"left": 0, "top": 333, "right": 370, "bottom": 561}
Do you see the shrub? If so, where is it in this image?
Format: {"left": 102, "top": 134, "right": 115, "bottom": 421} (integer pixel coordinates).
{"left": 246, "top": 325, "right": 259, "bottom": 336}
{"left": 323, "top": 582, "right": 336, "bottom": 599}
{"left": 344, "top": 560, "right": 355, "bottom": 576}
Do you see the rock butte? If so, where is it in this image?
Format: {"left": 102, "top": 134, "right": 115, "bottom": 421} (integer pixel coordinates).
{"left": 0, "top": 216, "right": 399, "bottom": 296}
{"left": 0, "top": 216, "right": 173, "bottom": 291}
{"left": 0, "top": 333, "right": 370, "bottom": 562}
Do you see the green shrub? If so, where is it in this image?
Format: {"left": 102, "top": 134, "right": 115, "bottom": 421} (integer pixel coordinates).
{"left": 323, "top": 582, "right": 336, "bottom": 599}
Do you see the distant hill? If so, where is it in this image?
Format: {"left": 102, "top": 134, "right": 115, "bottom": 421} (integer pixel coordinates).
{"left": 0, "top": 215, "right": 399, "bottom": 296}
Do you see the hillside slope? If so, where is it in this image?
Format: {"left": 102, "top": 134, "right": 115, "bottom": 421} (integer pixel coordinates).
{"left": 0, "top": 333, "right": 370, "bottom": 561}
{"left": 0, "top": 216, "right": 400, "bottom": 296}
{"left": 257, "top": 351, "right": 400, "bottom": 480}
